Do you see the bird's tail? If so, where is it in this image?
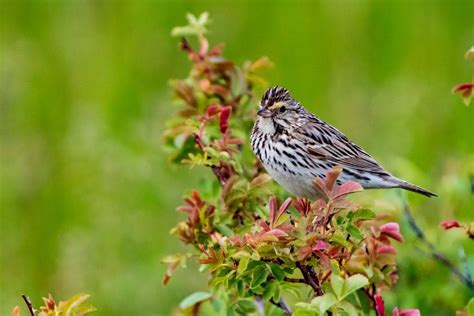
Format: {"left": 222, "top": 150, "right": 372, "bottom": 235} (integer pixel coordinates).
{"left": 390, "top": 177, "right": 437, "bottom": 197}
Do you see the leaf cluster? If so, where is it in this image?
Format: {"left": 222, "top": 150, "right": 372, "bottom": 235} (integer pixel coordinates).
{"left": 163, "top": 13, "right": 414, "bottom": 316}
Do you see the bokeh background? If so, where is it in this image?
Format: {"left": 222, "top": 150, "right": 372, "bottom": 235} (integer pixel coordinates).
{"left": 1, "top": 0, "right": 473, "bottom": 315}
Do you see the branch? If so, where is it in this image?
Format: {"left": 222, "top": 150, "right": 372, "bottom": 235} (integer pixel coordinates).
{"left": 296, "top": 262, "right": 323, "bottom": 296}
{"left": 284, "top": 277, "right": 306, "bottom": 283}
{"left": 22, "top": 294, "right": 35, "bottom": 316}
{"left": 399, "top": 195, "right": 474, "bottom": 291}
{"left": 270, "top": 298, "right": 292, "bottom": 315}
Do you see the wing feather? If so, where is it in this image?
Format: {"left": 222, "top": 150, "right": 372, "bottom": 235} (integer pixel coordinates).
{"left": 296, "top": 117, "right": 387, "bottom": 174}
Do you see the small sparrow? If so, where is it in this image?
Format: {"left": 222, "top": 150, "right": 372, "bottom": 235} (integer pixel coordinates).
{"left": 251, "top": 86, "right": 436, "bottom": 198}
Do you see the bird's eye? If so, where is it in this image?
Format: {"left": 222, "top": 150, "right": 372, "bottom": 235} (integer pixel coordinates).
{"left": 279, "top": 106, "right": 287, "bottom": 113}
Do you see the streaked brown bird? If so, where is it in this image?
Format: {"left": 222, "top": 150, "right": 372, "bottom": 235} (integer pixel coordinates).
{"left": 250, "top": 86, "right": 436, "bottom": 198}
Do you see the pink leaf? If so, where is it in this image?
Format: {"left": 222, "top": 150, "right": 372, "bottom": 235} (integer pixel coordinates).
{"left": 380, "top": 222, "right": 404, "bottom": 242}
{"left": 377, "top": 245, "right": 397, "bottom": 254}
{"left": 259, "top": 220, "right": 270, "bottom": 231}
{"left": 273, "top": 197, "right": 292, "bottom": 226}
{"left": 258, "top": 229, "right": 288, "bottom": 243}
{"left": 265, "top": 228, "right": 289, "bottom": 237}
{"left": 374, "top": 295, "right": 385, "bottom": 316}
{"left": 392, "top": 307, "right": 421, "bottom": 316}
{"left": 312, "top": 178, "right": 330, "bottom": 198}
{"left": 333, "top": 181, "right": 364, "bottom": 199}
{"left": 268, "top": 197, "right": 278, "bottom": 226}
{"left": 440, "top": 219, "right": 462, "bottom": 230}
{"left": 219, "top": 106, "right": 232, "bottom": 133}
{"left": 313, "top": 240, "right": 328, "bottom": 251}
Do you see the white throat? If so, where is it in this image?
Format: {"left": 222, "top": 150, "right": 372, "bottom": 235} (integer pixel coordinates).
{"left": 257, "top": 118, "right": 275, "bottom": 135}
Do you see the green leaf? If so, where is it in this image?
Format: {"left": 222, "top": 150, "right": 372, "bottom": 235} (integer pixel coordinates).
{"left": 268, "top": 263, "right": 286, "bottom": 281}
{"left": 262, "top": 281, "right": 277, "bottom": 300}
{"left": 237, "top": 279, "right": 245, "bottom": 297}
{"left": 331, "top": 230, "right": 347, "bottom": 246}
{"left": 57, "top": 293, "right": 96, "bottom": 315}
{"left": 310, "top": 293, "right": 338, "bottom": 314}
{"left": 179, "top": 291, "right": 212, "bottom": 310}
{"left": 330, "top": 275, "right": 345, "bottom": 300}
{"left": 216, "top": 223, "right": 235, "bottom": 236}
{"left": 330, "top": 260, "right": 341, "bottom": 276}
{"left": 171, "top": 12, "right": 210, "bottom": 37}
{"left": 293, "top": 308, "right": 319, "bottom": 316}
{"left": 251, "top": 265, "right": 269, "bottom": 288}
{"left": 338, "top": 301, "right": 359, "bottom": 316}
{"left": 347, "top": 224, "right": 363, "bottom": 241}
{"left": 340, "top": 274, "right": 369, "bottom": 300}
{"left": 467, "top": 297, "right": 474, "bottom": 316}
{"left": 235, "top": 299, "right": 256, "bottom": 313}
{"left": 352, "top": 209, "right": 376, "bottom": 221}
{"left": 272, "top": 283, "right": 281, "bottom": 302}
{"left": 237, "top": 256, "right": 250, "bottom": 275}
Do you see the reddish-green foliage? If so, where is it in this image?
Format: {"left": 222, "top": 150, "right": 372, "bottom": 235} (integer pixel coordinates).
{"left": 163, "top": 13, "right": 421, "bottom": 316}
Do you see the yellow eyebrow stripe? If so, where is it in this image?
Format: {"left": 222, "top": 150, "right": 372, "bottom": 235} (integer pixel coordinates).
{"left": 268, "top": 101, "right": 284, "bottom": 109}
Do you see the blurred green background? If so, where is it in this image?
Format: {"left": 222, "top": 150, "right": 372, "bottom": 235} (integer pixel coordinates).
{"left": 1, "top": 0, "right": 473, "bottom": 315}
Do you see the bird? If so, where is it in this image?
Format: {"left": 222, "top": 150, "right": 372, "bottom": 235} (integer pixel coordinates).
{"left": 250, "top": 86, "right": 437, "bottom": 198}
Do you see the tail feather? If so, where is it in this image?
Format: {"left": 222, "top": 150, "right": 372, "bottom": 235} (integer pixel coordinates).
{"left": 391, "top": 178, "right": 437, "bottom": 197}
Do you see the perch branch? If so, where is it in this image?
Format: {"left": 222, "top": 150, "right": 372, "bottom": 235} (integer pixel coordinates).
{"left": 296, "top": 262, "right": 323, "bottom": 296}
{"left": 22, "top": 294, "right": 35, "bottom": 316}
{"left": 399, "top": 195, "right": 473, "bottom": 291}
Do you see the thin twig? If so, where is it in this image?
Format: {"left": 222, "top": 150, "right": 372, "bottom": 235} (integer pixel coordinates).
{"left": 284, "top": 277, "right": 306, "bottom": 283}
{"left": 296, "top": 262, "right": 323, "bottom": 296}
{"left": 22, "top": 294, "right": 35, "bottom": 316}
{"left": 399, "top": 194, "right": 474, "bottom": 291}
{"left": 270, "top": 298, "right": 292, "bottom": 315}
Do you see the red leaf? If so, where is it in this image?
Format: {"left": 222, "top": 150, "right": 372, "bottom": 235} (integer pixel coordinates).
{"left": 297, "top": 245, "right": 313, "bottom": 261}
{"left": 163, "top": 260, "right": 180, "bottom": 286}
{"left": 219, "top": 106, "right": 232, "bottom": 133}
{"left": 279, "top": 197, "right": 292, "bottom": 213}
{"left": 293, "top": 198, "right": 311, "bottom": 216}
{"left": 209, "top": 43, "right": 224, "bottom": 56}
{"left": 452, "top": 83, "right": 474, "bottom": 94}
{"left": 325, "top": 165, "right": 343, "bottom": 192}
{"left": 333, "top": 181, "right": 363, "bottom": 199}
{"left": 259, "top": 220, "right": 271, "bottom": 231}
{"left": 374, "top": 295, "right": 385, "bottom": 316}
{"left": 274, "top": 197, "right": 292, "bottom": 225}
{"left": 206, "top": 104, "right": 221, "bottom": 116}
{"left": 440, "top": 219, "right": 462, "bottom": 230}
{"left": 313, "top": 250, "right": 330, "bottom": 268}
{"left": 452, "top": 83, "right": 473, "bottom": 105}
{"left": 268, "top": 196, "right": 278, "bottom": 225}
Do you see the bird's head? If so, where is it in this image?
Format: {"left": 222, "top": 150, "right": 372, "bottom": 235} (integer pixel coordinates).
{"left": 257, "top": 86, "right": 301, "bottom": 120}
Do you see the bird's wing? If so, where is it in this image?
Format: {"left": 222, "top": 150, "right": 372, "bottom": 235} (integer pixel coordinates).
{"left": 295, "top": 117, "right": 388, "bottom": 174}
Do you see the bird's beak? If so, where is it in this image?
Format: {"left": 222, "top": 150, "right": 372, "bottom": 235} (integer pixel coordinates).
{"left": 257, "top": 108, "right": 273, "bottom": 118}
